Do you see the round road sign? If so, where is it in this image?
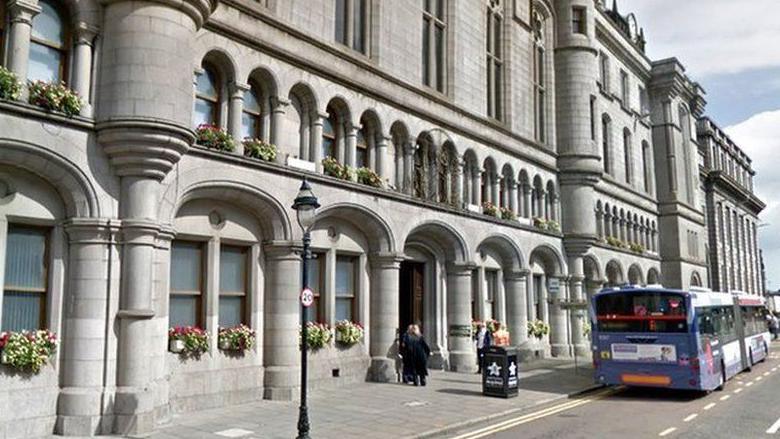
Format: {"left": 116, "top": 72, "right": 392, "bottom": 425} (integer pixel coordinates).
{"left": 301, "top": 288, "right": 314, "bottom": 307}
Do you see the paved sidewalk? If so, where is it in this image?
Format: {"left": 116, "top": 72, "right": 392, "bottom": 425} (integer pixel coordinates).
{"left": 149, "top": 357, "right": 597, "bottom": 439}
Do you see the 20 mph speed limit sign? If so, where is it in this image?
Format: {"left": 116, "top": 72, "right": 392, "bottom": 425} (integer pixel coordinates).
{"left": 301, "top": 288, "right": 314, "bottom": 307}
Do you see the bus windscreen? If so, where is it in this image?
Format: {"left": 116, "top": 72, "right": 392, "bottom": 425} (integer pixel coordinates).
{"left": 596, "top": 292, "right": 688, "bottom": 333}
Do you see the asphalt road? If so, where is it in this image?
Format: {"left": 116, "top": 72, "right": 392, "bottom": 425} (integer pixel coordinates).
{"left": 445, "top": 341, "right": 780, "bottom": 439}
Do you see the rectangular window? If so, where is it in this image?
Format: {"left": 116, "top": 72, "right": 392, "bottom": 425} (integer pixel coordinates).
{"left": 2, "top": 226, "right": 48, "bottom": 332}
{"left": 305, "top": 252, "right": 324, "bottom": 323}
{"left": 335, "top": 0, "right": 367, "bottom": 54}
{"left": 0, "top": 2, "right": 5, "bottom": 66}
{"left": 423, "top": 0, "right": 446, "bottom": 93}
{"left": 590, "top": 95, "right": 596, "bottom": 140}
{"left": 335, "top": 0, "right": 347, "bottom": 45}
{"left": 533, "top": 275, "right": 543, "bottom": 321}
{"left": 486, "top": 7, "right": 503, "bottom": 120}
{"left": 599, "top": 53, "right": 609, "bottom": 91}
{"left": 534, "top": 45, "right": 546, "bottom": 143}
{"left": 638, "top": 85, "right": 649, "bottom": 115}
{"left": 572, "top": 7, "right": 586, "bottom": 34}
{"left": 486, "top": 270, "right": 498, "bottom": 320}
{"left": 335, "top": 255, "right": 357, "bottom": 321}
{"left": 170, "top": 241, "right": 203, "bottom": 328}
{"left": 219, "top": 245, "right": 247, "bottom": 327}
{"left": 353, "top": 0, "right": 366, "bottom": 54}
{"left": 620, "top": 70, "right": 629, "bottom": 106}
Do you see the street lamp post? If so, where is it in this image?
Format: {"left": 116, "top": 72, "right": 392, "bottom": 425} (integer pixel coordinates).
{"left": 292, "top": 178, "right": 320, "bottom": 439}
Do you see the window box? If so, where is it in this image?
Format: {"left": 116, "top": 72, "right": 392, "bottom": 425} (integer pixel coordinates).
{"left": 168, "top": 326, "right": 209, "bottom": 356}
{"left": 322, "top": 157, "right": 354, "bottom": 181}
{"left": 243, "top": 138, "right": 277, "bottom": 162}
{"left": 527, "top": 320, "right": 550, "bottom": 339}
{"left": 302, "top": 322, "right": 332, "bottom": 350}
{"left": 500, "top": 207, "right": 516, "bottom": 221}
{"left": 334, "top": 320, "right": 364, "bottom": 346}
{"left": 196, "top": 124, "right": 236, "bottom": 152}
{"left": 482, "top": 202, "right": 498, "bottom": 217}
{"left": 0, "top": 67, "right": 22, "bottom": 101}
{"left": 28, "top": 80, "right": 82, "bottom": 117}
{"left": 0, "top": 330, "right": 58, "bottom": 373}
{"left": 355, "top": 167, "right": 382, "bottom": 188}
{"left": 218, "top": 324, "right": 256, "bottom": 352}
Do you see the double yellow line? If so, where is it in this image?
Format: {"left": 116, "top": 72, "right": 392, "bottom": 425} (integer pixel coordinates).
{"left": 450, "top": 387, "right": 619, "bottom": 439}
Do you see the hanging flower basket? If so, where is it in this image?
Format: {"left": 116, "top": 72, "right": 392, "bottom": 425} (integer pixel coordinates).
{"left": 301, "top": 322, "right": 332, "bottom": 350}
{"left": 168, "top": 326, "right": 209, "bottom": 356}
{"left": 527, "top": 320, "right": 550, "bottom": 339}
{"left": 217, "top": 324, "right": 256, "bottom": 352}
{"left": 0, "top": 330, "right": 58, "bottom": 373}
{"left": 334, "top": 320, "right": 364, "bottom": 345}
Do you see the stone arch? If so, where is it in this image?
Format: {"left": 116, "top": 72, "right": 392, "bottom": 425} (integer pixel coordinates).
{"left": 690, "top": 272, "right": 702, "bottom": 288}
{"left": 0, "top": 138, "right": 100, "bottom": 217}
{"left": 627, "top": 263, "right": 643, "bottom": 285}
{"left": 499, "top": 163, "right": 514, "bottom": 210}
{"left": 315, "top": 203, "right": 395, "bottom": 254}
{"left": 437, "top": 141, "right": 459, "bottom": 204}
{"left": 404, "top": 221, "right": 469, "bottom": 263}
{"left": 647, "top": 267, "right": 660, "bottom": 285}
{"left": 413, "top": 131, "right": 436, "bottom": 200}
{"left": 528, "top": 244, "right": 565, "bottom": 277}
{"left": 476, "top": 234, "right": 525, "bottom": 272}
{"left": 390, "top": 120, "right": 410, "bottom": 190}
{"left": 287, "top": 82, "right": 319, "bottom": 160}
{"left": 358, "top": 109, "right": 383, "bottom": 171}
{"left": 481, "top": 157, "right": 498, "bottom": 206}
{"left": 583, "top": 253, "right": 602, "bottom": 282}
{"left": 243, "top": 67, "right": 279, "bottom": 142}
{"left": 605, "top": 259, "right": 624, "bottom": 286}
{"left": 163, "top": 180, "right": 292, "bottom": 241}
{"left": 201, "top": 49, "right": 237, "bottom": 85}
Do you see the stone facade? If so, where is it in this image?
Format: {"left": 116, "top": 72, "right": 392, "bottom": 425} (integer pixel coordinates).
{"left": 0, "top": 0, "right": 765, "bottom": 437}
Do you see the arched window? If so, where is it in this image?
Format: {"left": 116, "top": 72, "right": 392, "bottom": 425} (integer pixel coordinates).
{"left": 602, "top": 115, "right": 611, "bottom": 174}
{"left": 241, "top": 85, "right": 263, "bottom": 139}
{"left": 28, "top": 0, "right": 68, "bottom": 83}
{"left": 194, "top": 63, "right": 220, "bottom": 127}
{"left": 532, "top": 9, "right": 547, "bottom": 143}
{"left": 355, "top": 128, "right": 368, "bottom": 168}
{"left": 623, "top": 129, "right": 632, "bottom": 184}
{"left": 322, "top": 113, "right": 336, "bottom": 159}
{"left": 642, "top": 140, "right": 651, "bottom": 193}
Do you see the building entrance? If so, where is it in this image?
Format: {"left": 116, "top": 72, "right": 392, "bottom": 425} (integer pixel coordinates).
{"left": 399, "top": 261, "right": 425, "bottom": 333}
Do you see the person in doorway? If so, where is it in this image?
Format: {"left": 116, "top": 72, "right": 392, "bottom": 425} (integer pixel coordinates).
{"left": 408, "top": 325, "right": 431, "bottom": 386}
{"left": 475, "top": 322, "right": 492, "bottom": 374}
{"left": 400, "top": 325, "right": 416, "bottom": 384}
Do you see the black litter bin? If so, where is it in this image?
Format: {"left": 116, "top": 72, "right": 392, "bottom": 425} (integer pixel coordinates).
{"left": 482, "top": 346, "right": 518, "bottom": 398}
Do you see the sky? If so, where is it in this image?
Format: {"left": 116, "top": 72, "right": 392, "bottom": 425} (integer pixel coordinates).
{"left": 621, "top": 0, "right": 780, "bottom": 290}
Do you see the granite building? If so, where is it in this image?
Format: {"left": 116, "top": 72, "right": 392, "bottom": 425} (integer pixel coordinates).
{"left": 0, "top": 0, "right": 764, "bottom": 437}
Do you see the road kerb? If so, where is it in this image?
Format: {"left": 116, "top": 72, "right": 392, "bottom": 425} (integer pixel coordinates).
{"left": 412, "top": 383, "right": 606, "bottom": 439}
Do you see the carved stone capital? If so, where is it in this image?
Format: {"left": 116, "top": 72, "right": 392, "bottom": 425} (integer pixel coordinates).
{"left": 7, "top": 0, "right": 41, "bottom": 24}
{"left": 74, "top": 22, "right": 100, "bottom": 46}
{"left": 99, "top": 0, "right": 217, "bottom": 29}
{"left": 97, "top": 118, "right": 194, "bottom": 181}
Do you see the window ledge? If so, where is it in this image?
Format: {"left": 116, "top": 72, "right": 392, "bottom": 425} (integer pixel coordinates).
{"left": 0, "top": 99, "right": 95, "bottom": 130}
{"left": 593, "top": 241, "right": 661, "bottom": 260}
{"left": 189, "top": 145, "right": 563, "bottom": 238}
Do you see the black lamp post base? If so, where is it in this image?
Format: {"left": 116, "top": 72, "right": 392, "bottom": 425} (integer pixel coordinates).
{"left": 296, "top": 405, "right": 310, "bottom": 439}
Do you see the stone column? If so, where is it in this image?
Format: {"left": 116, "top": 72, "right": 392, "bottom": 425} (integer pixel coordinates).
{"left": 541, "top": 191, "right": 549, "bottom": 220}
{"left": 394, "top": 141, "right": 404, "bottom": 191}
{"left": 6, "top": 0, "right": 40, "bottom": 97}
{"left": 57, "top": 219, "right": 118, "bottom": 436}
{"left": 568, "top": 261, "right": 588, "bottom": 357}
{"left": 376, "top": 135, "right": 391, "bottom": 181}
{"left": 263, "top": 243, "right": 302, "bottom": 400}
{"left": 523, "top": 185, "right": 532, "bottom": 218}
{"left": 96, "top": 1, "right": 215, "bottom": 434}
{"left": 472, "top": 170, "right": 482, "bottom": 207}
{"left": 310, "top": 111, "right": 327, "bottom": 169}
{"left": 455, "top": 159, "right": 465, "bottom": 207}
{"left": 446, "top": 263, "right": 476, "bottom": 372}
{"left": 491, "top": 175, "right": 500, "bottom": 209}
{"left": 72, "top": 23, "right": 98, "bottom": 117}
{"left": 368, "top": 253, "right": 403, "bottom": 381}
{"left": 505, "top": 269, "right": 529, "bottom": 351}
{"left": 509, "top": 182, "right": 518, "bottom": 216}
{"left": 228, "top": 82, "right": 250, "bottom": 155}
{"left": 549, "top": 276, "right": 570, "bottom": 357}
{"left": 403, "top": 142, "right": 414, "bottom": 195}
{"left": 270, "top": 97, "right": 290, "bottom": 163}
{"left": 345, "top": 122, "right": 359, "bottom": 170}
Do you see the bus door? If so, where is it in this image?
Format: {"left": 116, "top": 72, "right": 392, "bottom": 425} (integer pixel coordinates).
{"left": 734, "top": 305, "right": 750, "bottom": 370}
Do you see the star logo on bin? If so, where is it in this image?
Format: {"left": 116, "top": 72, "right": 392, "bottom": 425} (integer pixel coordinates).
{"left": 508, "top": 361, "right": 517, "bottom": 377}
{"left": 487, "top": 361, "right": 501, "bottom": 376}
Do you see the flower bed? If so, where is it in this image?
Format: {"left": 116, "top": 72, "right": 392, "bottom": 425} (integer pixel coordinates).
{"left": 322, "top": 157, "right": 353, "bottom": 180}
{"left": 0, "top": 330, "right": 58, "bottom": 373}
{"left": 218, "top": 324, "right": 255, "bottom": 351}
{"left": 243, "top": 138, "right": 277, "bottom": 161}
{"left": 500, "top": 207, "right": 516, "bottom": 221}
{"left": 168, "top": 326, "right": 209, "bottom": 356}
{"left": 482, "top": 202, "right": 498, "bottom": 216}
{"left": 196, "top": 124, "right": 235, "bottom": 152}
{"left": 334, "top": 320, "right": 364, "bottom": 345}
{"left": 28, "top": 80, "right": 82, "bottom": 116}
{"left": 302, "top": 322, "right": 331, "bottom": 349}
{"left": 527, "top": 319, "right": 550, "bottom": 339}
{"left": 0, "top": 67, "right": 21, "bottom": 101}
{"left": 356, "top": 167, "right": 382, "bottom": 188}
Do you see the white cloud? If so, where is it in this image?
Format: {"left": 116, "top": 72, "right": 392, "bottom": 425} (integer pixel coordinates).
{"left": 725, "top": 110, "right": 780, "bottom": 290}
{"left": 623, "top": 0, "right": 780, "bottom": 76}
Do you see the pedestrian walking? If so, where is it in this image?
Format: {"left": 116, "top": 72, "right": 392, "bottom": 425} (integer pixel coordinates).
{"left": 407, "top": 325, "right": 431, "bottom": 386}
{"left": 771, "top": 313, "right": 779, "bottom": 340}
{"left": 474, "top": 322, "right": 492, "bottom": 374}
{"left": 399, "top": 324, "right": 415, "bottom": 384}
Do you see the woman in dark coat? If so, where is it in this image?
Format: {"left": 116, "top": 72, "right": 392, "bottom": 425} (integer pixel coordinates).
{"left": 408, "top": 325, "right": 431, "bottom": 386}
{"left": 400, "top": 325, "right": 415, "bottom": 384}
